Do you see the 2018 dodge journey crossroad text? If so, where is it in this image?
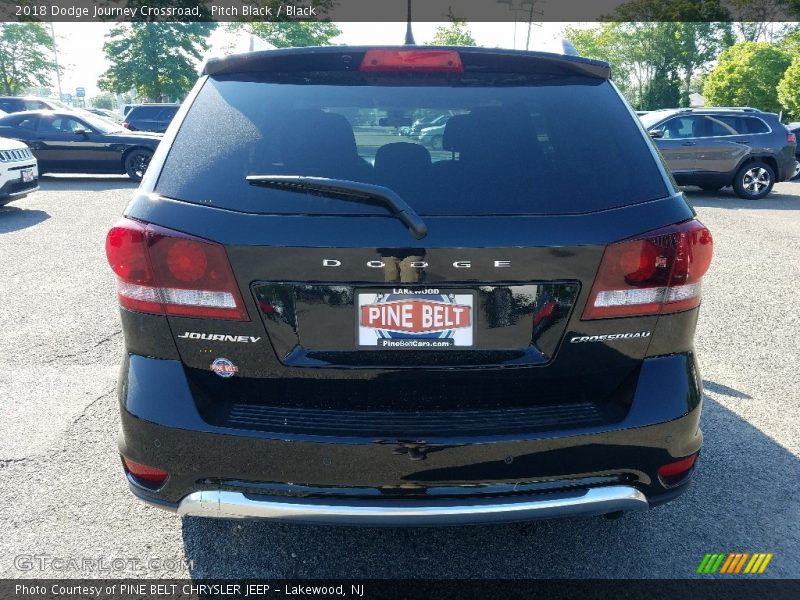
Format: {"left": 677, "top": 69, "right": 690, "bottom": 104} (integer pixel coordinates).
{"left": 106, "top": 46, "right": 713, "bottom": 525}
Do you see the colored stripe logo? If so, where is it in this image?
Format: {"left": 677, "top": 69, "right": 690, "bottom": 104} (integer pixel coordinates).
{"left": 697, "top": 553, "right": 773, "bottom": 574}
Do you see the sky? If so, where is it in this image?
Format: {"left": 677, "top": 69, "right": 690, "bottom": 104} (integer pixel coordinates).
{"left": 49, "top": 21, "right": 576, "bottom": 101}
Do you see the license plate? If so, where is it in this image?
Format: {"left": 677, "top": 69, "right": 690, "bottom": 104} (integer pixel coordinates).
{"left": 357, "top": 289, "right": 474, "bottom": 349}
{"left": 21, "top": 169, "right": 34, "bottom": 183}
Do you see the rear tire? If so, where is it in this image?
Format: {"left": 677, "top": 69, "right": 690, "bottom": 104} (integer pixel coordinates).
{"left": 732, "top": 161, "right": 774, "bottom": 200}
{"left": 124, "top": 149, "right": 153, "bottom": 182}
{"left": 792, "top": 161, "right": 800, "bottom": 180}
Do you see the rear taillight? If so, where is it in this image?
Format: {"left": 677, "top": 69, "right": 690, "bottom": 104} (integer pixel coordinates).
{"left": 122, "top": 456, "right": 169, "bottom": 487}
{"left": 106, "top": 218, "right": 249, "bottom": 321}
{"left": 788, "top": 132, "right": 796, "bottom": 143}
{"left": 360, "top": 49, "right": 464, "bottom": 73}
{"left": 582, "top": 219, "right": 713, "bottom": 319}
{"left": 658, "top": 453, "right": 698, "bottom": 487}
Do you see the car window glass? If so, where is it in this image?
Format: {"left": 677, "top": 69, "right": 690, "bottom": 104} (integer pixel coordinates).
{"left": 12, "top": 115, "right": 38, "bottom": 131}
{"left": 703, "top": 116, "right": 738, "bottom": 137}
{"left": 133, "top": 107, "right": 159, "bottom": 118}
{"left": 40, "top": 116, "right": 90, "bottom": 134}
{"left": 660, "top": 116, "right": 699, "bottom": 139}
{"left": 156, "top": 76, "right": 668, "bottom": 216}
{"left": 744, "top": 117, "right": 769, "bottom": 134}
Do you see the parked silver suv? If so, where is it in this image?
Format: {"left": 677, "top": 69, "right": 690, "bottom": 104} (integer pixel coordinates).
{"left": 640, "top": 107, "right": 797, "bottom": 199}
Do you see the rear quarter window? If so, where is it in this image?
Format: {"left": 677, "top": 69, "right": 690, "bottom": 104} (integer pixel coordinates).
{"left": 155, "top": 75, "right": 668, "bottom": 216}
{"left": 744, "top": 117, "right": 769, "bottom": 134}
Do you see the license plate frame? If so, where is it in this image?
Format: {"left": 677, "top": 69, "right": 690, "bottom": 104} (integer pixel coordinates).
{"left": 21, "top": 169, "right": 34, "bottom": 183}
{"left": 356, "top": 288, "right": 475, "bottom": 350}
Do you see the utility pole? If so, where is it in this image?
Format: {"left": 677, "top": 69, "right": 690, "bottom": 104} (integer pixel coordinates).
{"left": 524, "top": 1, "right": 544, "bottom": 51}
{"left": 48, "top": 22, "right": 63, "bottom": 101}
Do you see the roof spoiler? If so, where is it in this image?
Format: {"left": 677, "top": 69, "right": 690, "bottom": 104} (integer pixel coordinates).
{"left": 203, "top": 46, "right": 610, "bottom": 80}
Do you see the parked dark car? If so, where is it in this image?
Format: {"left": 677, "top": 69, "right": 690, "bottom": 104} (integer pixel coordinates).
{"left": 0, "top": 110, "right": 161, "bottom": 181}
{"left": 86, "top": 107, "right": 124, "bottom": 123}
{"left": 640, "top": 107, "right": 796, "bottom": 199}
{"left": 788, "top": 122, "right": 800, "bottom": 180}
{"left": 122, "top": 103, "right": 180, "bottom": 133}
{"left": 0, "top": 96, "right": 70, "bottom": 113}
{"left": 107, "top": 46, "right": 712, "bottom": 525}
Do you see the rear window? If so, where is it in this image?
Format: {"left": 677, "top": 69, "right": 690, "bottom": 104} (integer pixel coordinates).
{"left": 129, "top": 106, "right": 162, "bottom": 119}
{"left": 155, "top": 75, "right": 667, "bottom": 216}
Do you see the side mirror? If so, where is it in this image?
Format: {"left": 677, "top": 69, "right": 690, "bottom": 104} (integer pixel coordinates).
{"left": 73, "top": 128, "right": 88, "bottom": 136}
{"left": 648, "top": 129, "right": 663, "bottom": 139}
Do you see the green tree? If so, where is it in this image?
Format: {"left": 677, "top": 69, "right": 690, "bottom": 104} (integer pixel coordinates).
{"left": 229, "top": 1, "right": 338, "bottom": 48}
{"left": 642, "top": 67, "right": 682, "bottom": 109}
{"left": 430, "top": 12, "right": 477, "bottom": 46}
{"left": 90, "top": 94, "right": 115, "bottom": 110}
{"left": 777, "top": 59, "right": 800, "bottom": 119}
{"left": 242, "top": 21, "right": 341, "bottom": 48}
{"left": 99, "top": 21, "right": 215, "bottom": 102}
{"left": 0, "top": 23, "right": 57, "bottom": 95}
{"left": 704, "top": 41, "right": 792, "bottom": 112}
{"left": 600, "top": 0, "right": 733, "bottom": 108}
{"left": 672, "top": 22, "right": 734, "bottom": 106}
{"left": 564, "top": 23, "right": 634, "bottom": 100}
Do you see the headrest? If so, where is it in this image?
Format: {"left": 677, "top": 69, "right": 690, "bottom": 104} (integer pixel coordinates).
{"left": 374, "top": 142, "right": 432, "bottom": 173}
{"left": 279, "top": 109, "right": 359, "bottom": 167}
{"left": 442, "top": 114, "right": 471, "bottom": 152}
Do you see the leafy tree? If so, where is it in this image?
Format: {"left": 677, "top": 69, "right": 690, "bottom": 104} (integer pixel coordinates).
{"left": 704, "top": 42, "right": 792, "bottom": 112}
{"left": 0, "top": 23, "right": 57, "bottom": 95}
{"left": 728, "top": 1, "right": 796, "bottom": 42}
{"left": 671, "top": 22, "right": 734, "bottom": 106}
{"left": 242, "top": 22, "right": 341, "bottom": 48}
{"left": 599, "top": 0, "right": 733, "bottom": 108}
{"left": 99, "top": 21, "right": 215, "bottom": 102}
{"left": 90, "top": 94, "right": 115, "bottom": 110}
{"left": 430, "top": 12, "right": 477, "bottom": 46}
{"left": 642, "top": 67, "right": 682, "bottom": 109}
{"left": 777, "top": 59, "right": 800, "bottom": 119}
{"left": 229, "top": 1, "right": 339, "bottom": 48}
{"left": 565, "top": 19, "right": 732, "bottom": 110}
{"left": 564, "top": 23, "right": 634, "bottom": 100}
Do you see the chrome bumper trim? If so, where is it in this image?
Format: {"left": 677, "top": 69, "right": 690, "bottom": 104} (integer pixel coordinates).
{"left": 176, "top": 485, "right": 649, "bottom": 525}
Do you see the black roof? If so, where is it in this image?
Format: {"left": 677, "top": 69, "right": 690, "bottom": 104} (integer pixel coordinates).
{"left": 202, "top": 45, "right": 610, "bottom": 80}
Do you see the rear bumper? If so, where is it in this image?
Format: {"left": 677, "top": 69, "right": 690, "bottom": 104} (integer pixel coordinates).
{"left": 118, "top": 351, "right": 703, "bottom": 524}
{"left": 177, "top": 486, "right": 648, "bottom": 525}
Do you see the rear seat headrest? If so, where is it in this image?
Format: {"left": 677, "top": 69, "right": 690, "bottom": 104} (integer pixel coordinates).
{"left": 279, "top": 109, "right": 360, "bottom": 167}
{"left": 374, "top": 143, "right": 432, "bottom": 174}
{"left": 442, "top": 115, "right": 471, "bottom": 152}
{"left": 443, "top": 107, "right": 538, "bottom": 161}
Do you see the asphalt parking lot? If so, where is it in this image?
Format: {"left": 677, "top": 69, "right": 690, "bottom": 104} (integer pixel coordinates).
{"left": 1, "top": 176, "right": 798, "bottom": 579}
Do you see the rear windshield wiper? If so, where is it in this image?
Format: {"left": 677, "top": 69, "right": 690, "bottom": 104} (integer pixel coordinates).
{"left": 246, "top": 175, "right": 428, "bottom": 240}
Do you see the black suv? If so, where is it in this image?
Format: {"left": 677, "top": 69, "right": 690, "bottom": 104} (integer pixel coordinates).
{"left": 641, "top": 107, "right": 797, "bottom": 199}
{"left": 122, "top": 103, "right": 180, "bottom": 133}
{"left": 107, "top": 46, "right": 713, "bottom": 525}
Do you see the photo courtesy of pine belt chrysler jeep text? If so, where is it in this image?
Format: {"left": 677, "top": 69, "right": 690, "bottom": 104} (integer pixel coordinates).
{"left": 106, "top": 46, "right": 713, "bottom": 525}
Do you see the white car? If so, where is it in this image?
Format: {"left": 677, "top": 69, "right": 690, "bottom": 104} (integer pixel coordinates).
{"left": 0, "top": 136, "right": 39, "bottom": 206}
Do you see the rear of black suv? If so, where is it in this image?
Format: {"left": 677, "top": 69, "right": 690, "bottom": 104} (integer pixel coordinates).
{"left": 107, "top": 47, "right": 712, "bottom": 525}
